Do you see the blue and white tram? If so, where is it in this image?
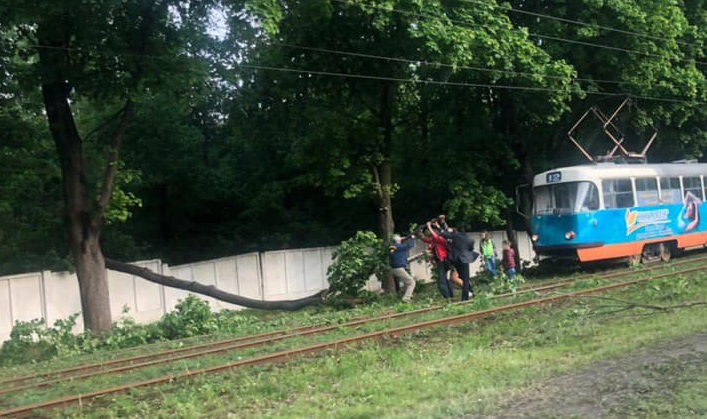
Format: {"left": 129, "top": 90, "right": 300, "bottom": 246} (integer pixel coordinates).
{"left": 530, "top": 162, "right": 707, "bottom": 262}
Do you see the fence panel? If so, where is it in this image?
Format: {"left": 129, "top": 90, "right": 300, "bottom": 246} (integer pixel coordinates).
{"left": 261, "top": 251, "right": 287, "bottom": 300}
{"left": 0, "top": 279, "right": 11, "bottom": 340}
{"left": 0, "top": 273, "right": 46, "bottom": 342}
{"left": 163, "top": 263, "right": 206, "bottom": 310}
{"left": 0, "top": 235, "right": 537, "bottom": 344}
{"left": 43, "top": 271, "right": 84, "bottom": 335}
{"left": 233, "top": 253, "right": 263, "bottom": 300}
{"left": 262, "top": 247, "right": 334, "bottom": 301}
{"left": 167, "top": 253, "right": 262, "bottom": 311}
{"left": 107, "top": 260, "right": 165, "bottom": 324}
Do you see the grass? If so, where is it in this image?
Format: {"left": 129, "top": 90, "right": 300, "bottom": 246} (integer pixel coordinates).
{"left": 38, "top": 269, "right": 705, "bottom": 419}
{"left": 1, "top": 261, "right": 704, "bottom": 418}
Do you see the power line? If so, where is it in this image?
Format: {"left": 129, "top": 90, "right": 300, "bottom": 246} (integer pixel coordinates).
{"left": 6, "top": 0, "right": 706, "bottom": 68}
{"left": 331, "top": 0, "right": 707, "bottom": 67}
{"left": 3, "top": 2, "right": 703, "bottom": 106}
{"left": 238, "top": 63, "right": 705, "bottom": 106}
{"left": 460, "top": 0, "right": 703, "bottom": 50}
{"left": 239, "top": 62, "right": 577, "bottom": 92}
{"left": 20, "top": 43, "right": 707, "bottom": 106}
{"left": 278, "top": 42, "right": 624, "bottom": 86}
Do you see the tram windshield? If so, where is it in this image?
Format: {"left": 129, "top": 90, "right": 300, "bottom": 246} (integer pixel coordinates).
{"left": 534, "top": 181, "right": 599, "bottom": 215}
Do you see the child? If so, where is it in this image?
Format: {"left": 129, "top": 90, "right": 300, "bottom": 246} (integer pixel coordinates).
{"left": 501, "top": 240, "right": 516, "bottom": 280}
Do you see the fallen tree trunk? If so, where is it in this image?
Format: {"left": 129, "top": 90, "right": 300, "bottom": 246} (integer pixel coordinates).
{"left": 105, "top": 259, "right": 326, "bottom": 311}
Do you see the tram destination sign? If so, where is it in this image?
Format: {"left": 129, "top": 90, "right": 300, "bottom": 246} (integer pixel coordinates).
{"left": 546, "top": 171, "right": 562, "bottom": 183}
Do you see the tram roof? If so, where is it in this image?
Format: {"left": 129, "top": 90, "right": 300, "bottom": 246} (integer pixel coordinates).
{"left": 533, "top": 162, "right": 707, "bottom": 186}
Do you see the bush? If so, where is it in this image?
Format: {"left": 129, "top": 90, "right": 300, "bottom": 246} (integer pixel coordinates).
{"left": 158, "top": 295, "right": 218, "bottom": 339}
{"left": 326, "top": 231, "right": 388, "bottom": 299}
{"left": 0, "top": 296, "right": 220, "bottom": 366}
{"left": 0, "top": 314, "right": 90, "bottom": 366}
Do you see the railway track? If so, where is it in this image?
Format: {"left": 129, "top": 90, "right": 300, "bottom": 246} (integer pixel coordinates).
{"left": 0, "top": 258, "right": 703, "bottom": 418}
{"left": 2, "top": 253, "right": 703, "bottom": 397}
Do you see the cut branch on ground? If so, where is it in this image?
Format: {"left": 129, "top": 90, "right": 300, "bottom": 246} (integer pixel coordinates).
{"left": 550, "top": 292, "right": 707, "bottom": 314}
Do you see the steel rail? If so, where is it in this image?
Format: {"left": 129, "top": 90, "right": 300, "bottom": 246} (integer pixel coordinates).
{"left": 2, "top": 264, "right": 703, "bottom": 418}
{"left": 0, "top": 317, "right": 372, "bottom": 391}
{"left": 2, "top": 254, "right": 705, "bottom": 396}
{"left": 516, "top": 251, "right": 707, "bottom": 291}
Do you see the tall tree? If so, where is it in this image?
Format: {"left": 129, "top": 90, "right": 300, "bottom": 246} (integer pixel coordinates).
{"left": 231, "top": 0, "right": 574, "bottom": 289}
{"left": 506, "top": 0, "right": 707, "bottom": 165}
{"left": 0, "top": 0, "right": 218, "bottom": 333}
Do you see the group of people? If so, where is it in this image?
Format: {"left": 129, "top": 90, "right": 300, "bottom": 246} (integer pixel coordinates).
{"left": 388, "top": 215, "right": 517, "bottom": 303}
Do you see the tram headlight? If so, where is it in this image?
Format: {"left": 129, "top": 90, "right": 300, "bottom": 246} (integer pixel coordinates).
{"left": 564, "top": 231, "right": 576, "bottom": 240}
{"left": 531, "top": 234, "right": 539, "bottom": 242}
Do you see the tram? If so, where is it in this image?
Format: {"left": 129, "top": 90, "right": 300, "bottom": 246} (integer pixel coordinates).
{"left": 530, "top": 161, "right": 707, "bottom": 263}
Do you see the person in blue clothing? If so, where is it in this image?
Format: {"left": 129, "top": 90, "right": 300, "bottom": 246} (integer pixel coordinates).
{"left": 389, "top": 234, "right": 416, "bottom": 303}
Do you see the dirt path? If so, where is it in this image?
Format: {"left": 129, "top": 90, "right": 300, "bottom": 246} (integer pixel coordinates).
{"left": 477, "top": 333, "right": 707, "bottom": 419}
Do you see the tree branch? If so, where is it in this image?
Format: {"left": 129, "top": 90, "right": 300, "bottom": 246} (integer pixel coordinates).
{"left": 92, "top": 100, "right": 134, "bottom": 230}
{"left": 549, "top": 292, "right": 707, "bottom": 312}
{"left": 371, "top": 165, "right": 383, "bottom": 200}
{"left": 105, "top": 258, "right": 326, "bottom": 311}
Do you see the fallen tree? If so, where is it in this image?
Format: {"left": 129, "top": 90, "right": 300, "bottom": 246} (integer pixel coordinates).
{"left": 105, "top": 259, "right": 327, "bottom": 311}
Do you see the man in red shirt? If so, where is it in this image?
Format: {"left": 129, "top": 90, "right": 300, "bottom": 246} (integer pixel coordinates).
{"left": 423, "top": 220, "right": 453, "bottom": 299}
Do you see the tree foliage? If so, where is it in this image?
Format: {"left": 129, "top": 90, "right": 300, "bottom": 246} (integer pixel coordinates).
{"left": 0, "top": 0, "right": 705, "bottom": 321}
{"left": 326, "top": 231, "right": 388, "bottom": 298}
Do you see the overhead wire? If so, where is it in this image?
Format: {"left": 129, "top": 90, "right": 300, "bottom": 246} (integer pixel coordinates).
{"left": 460, "top": 0, "right": 704, "bottom": 50}
{"left": 2, "top": 3, "right": 705, "bottom": 105}
{"left": 17, "top": 42, "right": 707, "bottom": 106}
{"left": 4, "top": 0, "right": 706, "bottom": 69}
{"left": 3, "top": 1, "right": 704, "bottom": 66}
{"left": 331, "top": 0, "right": 707, "bottom": 67}
{"left": 277, "top": 42, "right": 624, "bottom": 86}
{"left": 237, "top": 62, "right": 705, "bottom": 106}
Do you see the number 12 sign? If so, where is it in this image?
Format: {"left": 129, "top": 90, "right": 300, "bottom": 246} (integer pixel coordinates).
{"left": 546, "top": 171, "right": 562, "bottom": 183}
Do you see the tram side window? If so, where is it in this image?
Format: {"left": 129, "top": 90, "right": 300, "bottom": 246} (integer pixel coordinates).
{"left": 683, "top": 177, "right": 703, "bottom": 201}
{"left": 602, "top": 179, "right": 634, "bottom": 209}
{"left": 660, "top": 177, "right": 682, "bottom": 204}
{"left": 635, "top": 178, "right": 659, "bottom": 206}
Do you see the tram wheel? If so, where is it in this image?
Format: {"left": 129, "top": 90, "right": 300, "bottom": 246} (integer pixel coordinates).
{"left": 658, "top": 243, "right": 672, "bottom": 262}
{"left": 628, "top": 254, "right": 642, "bottom": 267}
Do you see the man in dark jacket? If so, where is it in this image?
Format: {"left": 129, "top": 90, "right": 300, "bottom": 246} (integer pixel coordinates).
{"left": 440, "top": 225, "right": 479, "bottom": 301}
{"left": 389, "top": 234, "right": 416, "bottom": 303}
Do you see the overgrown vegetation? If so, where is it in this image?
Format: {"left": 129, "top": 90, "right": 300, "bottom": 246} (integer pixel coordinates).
{"left": 326, "top": 231, "right": 389, "bottom": 300}
{"left": 488, "top": 273, "right": 527, "bottom": 295}
{"left": 0, "top": 296, "right": 222, "bottom": 367}
{"left": 28, "top": 269, "right": 706, "bottom": 418}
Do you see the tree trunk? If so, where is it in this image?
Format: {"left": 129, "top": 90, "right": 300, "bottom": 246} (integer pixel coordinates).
{"left": 40, "top": 77, "right": 114, "bottom": 333}
{"left": 376, "top": 161, "right": 395, "bottom": 240}
{"left": 106, "top": 259, "right": 325, "bottom": 310}
{"left": 499, "top": 93, "right": 535, "bottom": 235}
{"left": 37, "top": 23, "right": 133, "bottom": 333}
{"left": 504, "top": 210, "right": 522, "bottom": 272}
{"left": 73, "top": 235, "right": 112, "bottom": 332}
{"left": 376, "top": 81, "right": 397, "bottom": 293}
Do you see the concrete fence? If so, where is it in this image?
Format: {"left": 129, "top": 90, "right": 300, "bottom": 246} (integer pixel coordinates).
{"left": 0, "top": 231, "right": 533, "bottom": 343}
